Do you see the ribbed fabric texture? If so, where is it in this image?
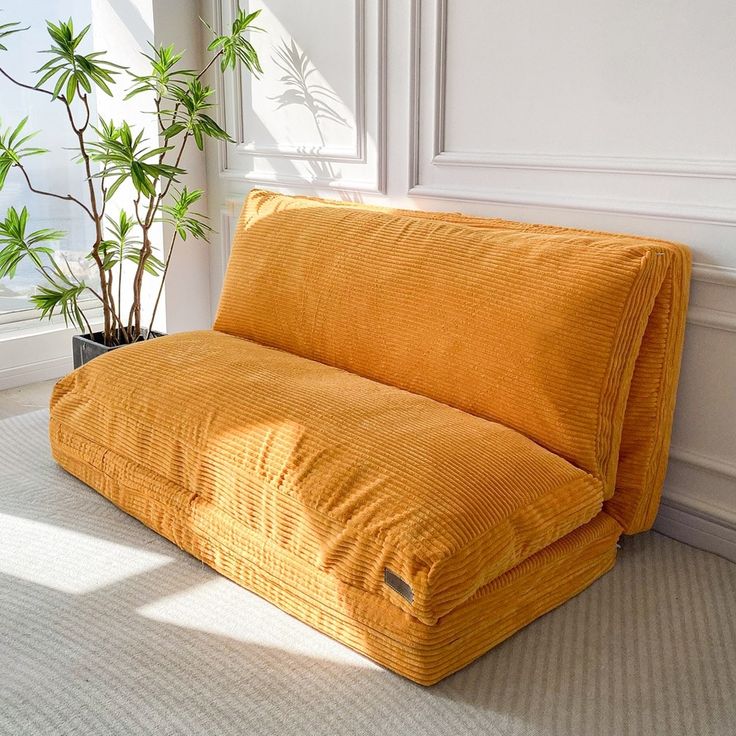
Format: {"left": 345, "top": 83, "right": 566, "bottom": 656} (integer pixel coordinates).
{"left": 48, "top": 396, "right": 620, "bottom": 684}
{"left": 214, "top": 190, "right": 690, "bottom": 512}
{"left": 50, "top": 331, "right": 603, "bottom": 626}
{"left": 48, "top": 190, "right": 692, "bottom": 683}
{"left": 216, "top": 190, "right": 691, "bottom": 534}
{"left": 375, "top": 202, "right": 692, "bottom": 533}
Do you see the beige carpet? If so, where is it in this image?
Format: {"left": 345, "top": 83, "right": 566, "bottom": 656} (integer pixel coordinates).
{"left": 1, "top": 410, "right": 735, "bottom": 736}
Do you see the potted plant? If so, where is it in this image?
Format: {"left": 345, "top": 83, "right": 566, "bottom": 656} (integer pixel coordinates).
{"left": 0, "top": 10, "right": 263, "bottom": 367}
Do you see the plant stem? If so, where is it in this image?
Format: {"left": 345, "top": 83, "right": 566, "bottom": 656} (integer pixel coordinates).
{"left": 80, "top": 93, "right": 91, "bottom": 132}
{"left": 0, "top": 67, "right": 54, "bottom": 96}
{"left": 117, "top": 252, "right": 122, "bottom": 331}
{"left": 147, "top": 228, "right": 177, "bottom": 337}
{"left": 127, "top": 224, "right": 152, "bottom": 335}
{"left": 107, "top": 266, "right": 116, "bottom": 330}
{"left": 62, "top": 94, "right": 113, "bottom": 342}
{"left": 129, "top": 129, "right": 191, "bottom": 336}
{"left": 127, "top": 48, "right": 224, "bottom": 338}
{"left": 78, "top": 304, "right": 94, "bottom": 337}
{"left": 15, "top": 161, "right": 94, "bottom": 220}
{"left": 128, "top": 196, "right": 152, "bottom": 334}
{"left": 196, "top": 53, "right": 221, "bottom": 81}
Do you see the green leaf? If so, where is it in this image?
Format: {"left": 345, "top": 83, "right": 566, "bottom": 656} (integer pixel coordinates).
{"left": 34, "top": 17, "right": 125, "bottom": 98}
{"left": 157, "top": 78, "right": 233, "bottom": 149}
{"left": 0, "top": 200, "right": 93, "bottom": 332}
{"left": 65, "top": 72, "right": 77, "bottom": 103}
{"left": 30, "top": 280, "right": 88, "bottom": 327}
{"left": 98, "top": 210, "right": 142, "bottom": 270}
{"left": 162, "top": 122, "right": 186, "bottom": 140}
{"left": 203, "top": 8, "right": 263, "bottom": 75}
{"left": 126, "top": 41, "right": 195, "bottom": 101}
{"left": 0, "top": 118, "right": 47, "bottom": 189}
{"left": 0, "top": 206, "right": 64, "bottom": 280}
{"left": 105, "top": 174, "right": 128, "bottom": 200}
{"left": 159, "top": 186, "right": 211, "bottom": 242}
{"left": 51, "top": 69, "right": 70, "bottom": 99}
{"left": 87, "top": 120, "right": 183, "bottom": 201}
{"left": 196, "top": 113, "right": 232, "bottom": 141}
{"left": 0, "top": 18, "right": 29, "bottom": 51}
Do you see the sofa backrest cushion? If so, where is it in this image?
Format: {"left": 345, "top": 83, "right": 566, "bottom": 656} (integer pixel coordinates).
{"left": 215, "top": 190, "right": 688, "bottom": 510}
{"left": 379, "top": 203, "right": 691, "bottom": 533}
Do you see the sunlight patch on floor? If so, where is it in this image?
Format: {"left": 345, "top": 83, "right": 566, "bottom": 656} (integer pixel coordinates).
{"left": 0, "top": 512, "right": 172, "bottom": 594}
{"left": 136, "top": 577, "right": 380, "bottom": 670}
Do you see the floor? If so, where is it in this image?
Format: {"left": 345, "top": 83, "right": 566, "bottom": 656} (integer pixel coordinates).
{"left": 2, "top": 381, "right": 735, "bottom": 735}
{"left": 0, "top": 378, "right": 56, "bottom": 419}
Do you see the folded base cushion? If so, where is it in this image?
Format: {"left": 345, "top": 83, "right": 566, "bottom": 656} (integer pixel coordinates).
{"left": 50, "top": 330, "right": 603, "bottom": 625}
{"left": 50, "top": 424, "right": 622, "bottom": 684}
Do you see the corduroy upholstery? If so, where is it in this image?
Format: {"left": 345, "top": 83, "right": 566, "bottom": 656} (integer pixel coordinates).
{"left": 50, "top": 330, "right": 603, "bottom": 625}
{"left": 215, "top": 190, "right": 691, "bottom": 531}
{"left": 50, "top": 190, "right": 691, "bottom": 684}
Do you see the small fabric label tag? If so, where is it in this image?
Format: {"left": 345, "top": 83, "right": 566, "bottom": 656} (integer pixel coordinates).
{"left": 384, "top": 568, "right": 413, "bottom": 603}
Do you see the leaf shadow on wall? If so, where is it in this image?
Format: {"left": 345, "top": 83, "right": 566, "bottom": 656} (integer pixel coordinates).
{"left": 269, "top": 38, "right": 362, "bottom": 203}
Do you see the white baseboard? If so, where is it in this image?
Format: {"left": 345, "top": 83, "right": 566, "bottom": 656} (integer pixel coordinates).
{"left": 655, "top": 490, "right": 736, "bottom": 563}
{"left": 0, "top": 356, "right": 72, "bottom": 391}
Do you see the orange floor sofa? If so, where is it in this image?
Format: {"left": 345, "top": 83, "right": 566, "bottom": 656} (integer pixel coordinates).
{"left": 49, "top": 189, "right": 691, "bottom": 685}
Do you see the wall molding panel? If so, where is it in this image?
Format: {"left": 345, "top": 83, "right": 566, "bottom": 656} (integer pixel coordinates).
{"left": 0, "top": 355, "right": 71, "bottom": 392}
{"left": 409, "top": 0, "right": 736, "bottom": 225}
{"left": 670, "top": 447, "right": 736, "bottom": 482}
{"left": 432, "top": 151, "right": 736, "bottom": 180}
{"left": 692, "top": 263, "right": 736, "bottom": 286}
{"left": 686, "top": 305, "right": 736, "bottom": 334}
{"left": 214, "top": 0, "right": 387, "bottom": 194}
{"left": 420, "top": 0, "right": 734, "bottom": 562}
{"left": 218, "top": 207, "right": 235, "bottom": 280}
{"left": 430, "top": 2, "right": 736, "bottom": 180}
{"left": 406, "top": 183, "right": 736, "bottom": 227}
{"left": 0, "top": 325, "right": 83, "bottom": 391}
{"left": 235, "top": 0, "right": 367, "bottom": 163}
{"left": 210, "top": 202, "right": 242, "bottom": 319}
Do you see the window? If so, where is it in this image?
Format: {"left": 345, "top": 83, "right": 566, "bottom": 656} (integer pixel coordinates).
{"left": 0, "top": 0, "right": 100, "bottom": 333}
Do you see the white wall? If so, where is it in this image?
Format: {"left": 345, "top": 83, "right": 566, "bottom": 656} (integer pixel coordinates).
{"left": 202, "top": 0, "right": 736, "bottom": 560}
{"left": 153, "top": 0, "right": 212, "bottom": 334}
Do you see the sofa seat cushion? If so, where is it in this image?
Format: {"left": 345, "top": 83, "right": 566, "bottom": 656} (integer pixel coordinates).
{"left": 50, "top": 330, "right": 603, "bottom": 625}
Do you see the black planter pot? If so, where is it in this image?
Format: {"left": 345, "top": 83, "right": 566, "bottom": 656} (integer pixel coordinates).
{"left": 72, "top": 330, "right": 165, "bottom": 369}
